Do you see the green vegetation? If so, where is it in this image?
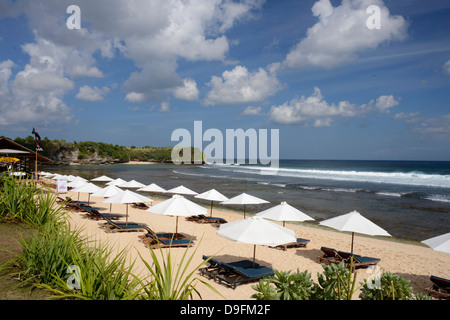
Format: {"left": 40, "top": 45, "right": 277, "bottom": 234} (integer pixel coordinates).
{"left": 251, "top": 260, "right": 432, "bottom": 300}
{"left": 0, "top": 175, "right": 215, "bottom": 300}
{"left": 11, "top": 136, "right": 204, "bottom": 164}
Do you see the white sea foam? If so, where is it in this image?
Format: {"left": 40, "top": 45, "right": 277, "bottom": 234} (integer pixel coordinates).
{"left": 424, "top": 195, "right": 450, "bottom": 203}
{"left": 210, "top": 164, "right": 450, "bottom": 188}
{"left": 376, "top": 192, "right": 403, "bottom": 197}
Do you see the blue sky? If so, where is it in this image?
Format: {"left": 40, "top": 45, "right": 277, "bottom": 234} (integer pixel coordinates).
{"left": 1, "top": 0, "right": 449, "bottom": 161}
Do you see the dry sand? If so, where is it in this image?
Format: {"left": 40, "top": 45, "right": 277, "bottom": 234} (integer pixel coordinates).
{"left": 52, "top": 182, "right": 449, "bottom": 300}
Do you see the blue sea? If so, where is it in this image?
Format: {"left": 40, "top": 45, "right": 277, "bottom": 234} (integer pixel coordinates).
{"left": 46, "top": 160, "right": 450, "bottom": 242}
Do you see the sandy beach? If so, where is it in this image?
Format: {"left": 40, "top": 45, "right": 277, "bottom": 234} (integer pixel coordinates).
{"left": 50, "top": 179, "right": 449, "bottom": 300}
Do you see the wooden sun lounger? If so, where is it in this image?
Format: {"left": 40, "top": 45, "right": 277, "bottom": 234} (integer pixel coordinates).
{"left": 186, "top": 214, "right": 227, "bottom": 224}
{"left": 84, "top": 208, "right": 122, "bottom": 221}
{"left": 426, "top": 275, "right": 450, "bottom": 300}
{"left": 337, "top": 251, "right": 380, "bottom": 270}
{"left": 198, "top": 255, "right": 227, "bottom": 281}
{"left": 102, "top": 217, "right": 147, "bottom": 233}
{"left": 131, "top": 202, "right": 149, "bottom": 210}
{"left": 143, "top": 233, "right": 193, "bottom": 249}
{"left": 318, "top": 247, "right": 343, "bottom": 264}
{"left": 199, "top": 256, "right": 274, "bottom": 289}
{"left": 271, "top": 238, "right": 310, "bottom": 251}
{"left": 138, "top": 228, "right": 185, "bottom": 241}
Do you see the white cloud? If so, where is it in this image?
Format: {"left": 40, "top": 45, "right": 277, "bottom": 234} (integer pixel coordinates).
{"left": 76, "top": 85, "right": 110, "bottom": 102}
{"left": 443, "top": 60, "right": 450, "bottom": 75}
{"left": 283, "top": 0, "right": 408, "bottom": 69}
{"left": 0, "top": 0, "right": 265, "bottom": 118}
{"left": 269, "top": 87, "right": 399, "bottom": 126}
{"left": 415, "top": 114, "right": 450, "bottom": 140}
{"left": 0, "top": 38, "right": 74, "bottom": 126}
{"left": 172, "top": 78, "right": 199, "bottom": 101}
{"left": 373, "top": 95, "right": 399, "bottom": 113}
{"left": 160, "top": 101, "right": 171, "bottom": 113}
{"left": 204, "top": 65, "right": 283, "bottom": 106}
{"left": 241, "top": 106, "right": 263, "bottom": 116}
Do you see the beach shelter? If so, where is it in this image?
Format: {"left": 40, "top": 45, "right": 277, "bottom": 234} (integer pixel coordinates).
{"left": 147, "top": 194, "right": 207, "bottom": 234}
{"left": 67, "top": 179, "right": 88, "bottom": 189}
{"left": 91, "top": 175, "right": 114, "bottom": 187}
{"left": 319, "top": 210, "right": 391, "bottom": 254}
{"left": 256, "top": 201, "right": 315, "bottom": 227}
{"left": 71, "top": 182, "right": 102, "bottom": 205}
{"left": 91, "top": 175, "right": 114, "bottom": 182}
{"left": 165, "top": 185, "right": 198, "bottom": 196}
{"left": 194, "top": 189, "right": 229, "bottom": 217}
{"left": 91, "top": 185, "right": 123, "bottom": 213}
{"left": 217, "top": 216, "right": 296, "bottom": 267}
{"left": 106, "top": 178, "right": 127, "bottom": 186}
{"left": 137, "top": 183, "right": 166, "bottom": 201}
{"left": 103, "top": 190, "right": 153, "bottom": 225}
{"left": 422, "top": 232, "right": 450, "bottom": 253}
{"left": 221, "top": 193, "right": 269, "bottom": 219}
{"left": 118, "top": 179, "right": 146, "bottom": 189}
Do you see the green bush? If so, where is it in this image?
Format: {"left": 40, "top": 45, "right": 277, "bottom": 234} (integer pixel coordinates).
{"left": 251, "top": 269, "right": 316, "bottom": 300}
{"left": 315, "top": 261, "right": 358, "bottom": 300}
{"left": 359, "top": 271, "right": 414, "bottom": 300}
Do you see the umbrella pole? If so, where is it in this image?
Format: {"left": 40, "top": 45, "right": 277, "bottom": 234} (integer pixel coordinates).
{"left": 126, "top": 204, "right": 128, "bottom": 226}
{"left": 244, "top": 204, "right": 246, "bottom": 219}
{"left": 253, "top": 245, "right": 256, "bottom": 268}
{"left": 176, "top": 216, "right": 179, "bottom": 234}
{"left": 110, "top": 203, "right": 112, "bottom": 213}
{"left": 210, "top": 201, "right": 213, "bottom": 217}
{"left": 351, "top": 232, "right": 354, "bottom": 254}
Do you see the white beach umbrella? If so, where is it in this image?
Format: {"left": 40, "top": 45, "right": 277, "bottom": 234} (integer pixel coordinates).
{"left": 71, "top": 182, "right": 102, "bottom": 205}
{"left": 148, "top": 194, "right": 207, "bottom": 234}
{"left": 103, "top": 190, "right": 153, "bottom": 225}
{"left": 256, "top": 201, "right": 315, "bottom": 227}
{"left": 118, "top": 179, "right": 146, "bottom": 188}
{"left": 137, "top": 183, "right": 166, "bottom": 201}
{"left": 221, "top": 192, "right": 269, "bottom": 219}
{"left": 195, "top": 189, "right": 229, "bottom": 217}
{"left": 165, "top": 185, "right": 198, "bottom": 196}
{"left": 106, "top": 178, "right": 127, "bottom": 186}
{"left": 319, "top": 210, "right": 391, "bottom": 254}
{"left": 91, "top": 185, "right": 123, "bottom": 212}
{"left": 67, "top": 179, "right": 88, "bottom": 189}
{"left": 421, "top": 232, "right": 450, "bottom": 253}
{"left": 217, "top": 216, "right": 296, "bottom": 266}
{"left": 91, "top": 175, "right": 114, "bottom": 182}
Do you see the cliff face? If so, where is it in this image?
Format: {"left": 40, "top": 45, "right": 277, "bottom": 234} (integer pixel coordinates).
{"left": 51, "top": 147, "right": 122, "bottom": 165}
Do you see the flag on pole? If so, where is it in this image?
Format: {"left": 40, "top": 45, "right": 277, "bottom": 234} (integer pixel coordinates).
{"left": 32, "top": 128, "right": 43, "bottom": 152}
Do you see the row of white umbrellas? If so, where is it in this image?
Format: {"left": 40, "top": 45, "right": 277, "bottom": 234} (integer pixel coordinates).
{"left": 43, "top": 171, "right": 450, "bottom": 259}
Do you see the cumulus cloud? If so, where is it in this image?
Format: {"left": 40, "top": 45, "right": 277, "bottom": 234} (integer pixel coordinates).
{"left": 269, "top": 87, "right": 399, "bottom": 126}
{"left": 283, "top": 0, "right": 408, "bottom": 69}
{"left": 204, "top": 65, "right": 283, "bottom": 106}
{"left": 0, "top": 55, "right": 72, "bottom": 126}
{"left": 0, "top": 0, "right": 265, "bottom": 127}
{"left": 241, "top": 106, "right": 263, "bottom": 116}
{"left": 172, "top": 78, "right": 199, "bottom": 101}
{"left": 76, "top": 85, "right": 110, "bottom": 102}
{"left": 443, "top": 60, "right": 450, "bottom": 75}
